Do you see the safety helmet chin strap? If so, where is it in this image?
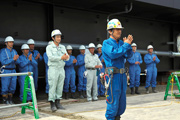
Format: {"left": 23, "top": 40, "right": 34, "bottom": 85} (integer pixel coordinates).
{"left": 6, "top": 42, "right": 13, "bottom": 50}
{"left": 110, "top": 29, "right": 120, "bottom": 41}
{"left": 23, "top": 50, "right": 28, "bottom": 57}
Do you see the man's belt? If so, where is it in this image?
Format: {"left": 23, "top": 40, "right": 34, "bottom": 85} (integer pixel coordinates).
{"left": 86, "top": 68, "right": 96, "bottom": 70}
{"left": 105, "top": 67, "right": 126, "bottom": 74}
{"left": 3, "top": 68, "right": 16, "bottom": 70}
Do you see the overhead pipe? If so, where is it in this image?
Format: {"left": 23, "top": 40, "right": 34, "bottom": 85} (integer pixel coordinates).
{"left": 1, "top": 38, "right": 180, "bottom": 57}
{"left": 137, "top": 49, "right": 180, "bottom": 57}
{"left": 107, "top": 2, "right": 133, "bottom": 22}
{"left": 0, "top": 38, "right": 81, "bottom": 49}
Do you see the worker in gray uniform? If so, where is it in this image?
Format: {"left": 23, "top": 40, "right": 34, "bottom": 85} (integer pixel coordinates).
{"left": 85, "top": 43, "right": 102, "bottom": 102}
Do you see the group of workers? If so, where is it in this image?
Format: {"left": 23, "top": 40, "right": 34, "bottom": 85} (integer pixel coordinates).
{"left": 0, "top": 37, "right": 42, "bottom": 104}
{"left": 0, "top": 18, "right": 161, "bottom": 120}
{"left": 127, "top": 43, "right": 160, "bottom": 95}
{"left": 0, "top": 31, "right": 106, "bottom": 110}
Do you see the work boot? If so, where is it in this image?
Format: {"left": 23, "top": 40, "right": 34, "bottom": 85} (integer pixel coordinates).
{"left": 79, "top": 91, "right": 84, "bottom": 99}
{"left": 135, "top": 87, "right": 140, "bottom": 94}
{"left": 130, "top": 87, "right": 135, "bottom": 95}
{"left": 71, "top": 92, "right": 76, "bottom": 99}
{"left": 8, "top": 93, "right": 14, "bottom": 104}
{"left": 146, "top": 87, "right": 149, "bottom": 94}
{"left": 152, "top": 87, "right": 158, "bottom": 93}
{"left": 64, "top": 92, "right": 69, "bottom": 100}
{"left": 2, "top": 95, "right": 9, "bottom": 104}
{"left": 83, "top": 91, "right": 87, "bottom": 98}
{"left": 115, "top": 116, "right": 121, "bottom": 120}
{"left": 50, "top": 101, "right": 57, "bottom": 112}
{"left": 55, "top": 99, "right": 65, "bottom": 110}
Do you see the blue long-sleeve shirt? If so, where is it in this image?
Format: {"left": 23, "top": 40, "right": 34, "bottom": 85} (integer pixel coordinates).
{"left": 28, "top": 50, "right": 43, "bottom": 64}
{"left": 76, "top": 54, "right": 86, "bottom": 75}
{"left": 18, "top": 54, "right": 37, "bottom": 72}
{"left": 0, "top": 48, "right": 19, "bottom": 68}
{"left": 65, "top": 55, "right": 76, "bottom": 73}
{"left": 97, "top": 53, "right": 105, "bottom": 72}
{"left": 127, "top": 52, "right": 143, "bottom": 65}
{"left": 144, "top": 53, "right": 160, "bottom": 68}
{"left": 102, "top": 38, "right": 133, "bottom": 68}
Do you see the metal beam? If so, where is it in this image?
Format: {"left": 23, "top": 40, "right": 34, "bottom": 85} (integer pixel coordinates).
{"left": 0, "top": 103, "right": 31, "bottom": 109}
{"left": 0, "top": 72, "right": 33, "bottom": 77}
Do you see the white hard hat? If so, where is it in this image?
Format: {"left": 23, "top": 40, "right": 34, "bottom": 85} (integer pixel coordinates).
{"left": 79, "top": 45, "right": 86, "bottom": 50}
{"left": 66, "top": 45, "right": 73, "bottom": 50}
{"left": 131, "top": 43, "right": 137, "bottom": 47}
{"left": 107, "top": 19, "right": 124, "bottom": 30}
{"left": 27, "top": 39, "right": 35, "bottom": 44}
{"left": 21, "top": 44, "right": 30, "bottom": 50}
{"left": 147, "top": 45, "right": 153, "bottom": 50}
{"left": 48, "top": 41, "right": 53, "bottom": 45}
{"left": 5, "top": 36, "right": 14, "bottom": 42}
{"left": 88, "top": 43, "right": 95, "bottom": 48}
{"left": 97, "top": 44, "right": 102, "bottom": 48}
{"left": 51, "top": 29, "right": 62, "bottom": 37}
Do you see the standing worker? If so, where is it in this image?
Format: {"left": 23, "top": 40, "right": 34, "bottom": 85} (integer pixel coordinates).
{"left": 102, "top": 18, "right": 133, "bottom": 120}
{"left": 18, "top": 44, "right": 37, "bottom": 102}
{"left": 0, "top": 36, "right": 19, "bottom": 104}
{"left": 27, "top": 39, "right": 43, "bottom": 91}
{"left": 43, "top": 41, "right": 53, "bottom": 97}
{"left": 85, "top": 43, "right": 102, "bottom": 102}
{"left": 96, "top": 44, "right": 105, "bottom": 97}
{"left": 127, "top": 43, "right": 142, "bottom": 95}
{"left": 46, "top": 29, "right": 69, "bottom": 112}
{"left": 144, "top": 45, "right": 160, "bottom": 94}
{"left": 63, "top": 45, "right": 77, "bottom": 99}
{"left": 76, "top": 45, "right": 87, "bottom": 99}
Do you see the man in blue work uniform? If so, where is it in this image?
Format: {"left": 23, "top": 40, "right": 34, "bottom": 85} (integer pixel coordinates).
{"left": 0, "top": 36, "right": 19, "bottom": 104}
{"left": 102, "top": 19, "right": 133, "bottom": 120}
{"left": 96, "top": 44, "right": 105, "bottom": 97}
{"left": 144, "top": 45, "right": 160, "bottom": 94}
{"left": 63, "top": 45, "right": 77, "bottom": 99}
{"left": 76, "top": 45, "right": 87, "bottom": 99}
{"left": 43, "top": 41, "right": 53, "bottom": 97}
{"left": 27, "top": 39, "right": 43, "bottom": 91}
{"left": 18, "top": 44, "right": 37, "bottom": 102}
{"left": 127, "top": 43, "right": 142, "bottom": 95}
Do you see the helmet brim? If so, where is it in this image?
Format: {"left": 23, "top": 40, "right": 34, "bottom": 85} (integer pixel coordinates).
{"left": 107, "top": 27, "right": 124, "bottom": 30}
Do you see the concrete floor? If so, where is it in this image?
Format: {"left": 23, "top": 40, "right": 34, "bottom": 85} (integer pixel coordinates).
{"left": 0, "top": 85, "right": 180, "bottom": 120}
